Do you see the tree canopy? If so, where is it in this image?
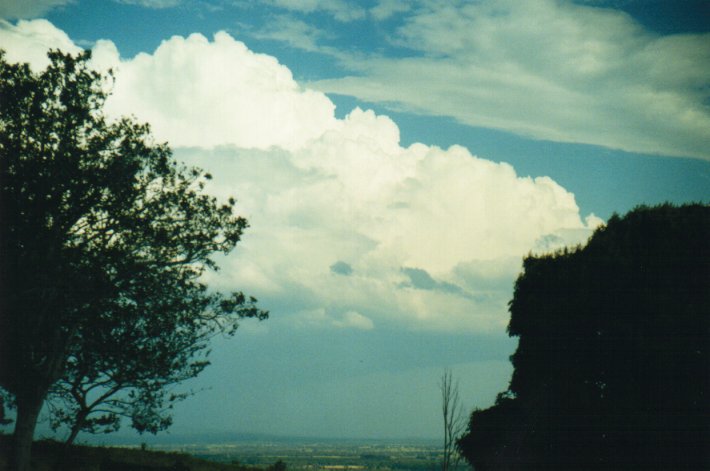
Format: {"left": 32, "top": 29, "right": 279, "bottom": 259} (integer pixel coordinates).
{"left": 457, "top": 204, "right": 710, "bottom": 470}
{"left": 0, "top": 50, "right": 266, "bottom": 471}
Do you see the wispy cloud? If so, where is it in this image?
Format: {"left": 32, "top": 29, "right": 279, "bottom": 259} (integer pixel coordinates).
{"left": 0, "top": 0, "right": 182, "bottom": 18}
{"left": 370, "top": 0, "right": 412, "bottom": 21}
{"left": 0, "top": 1, "right": 73, "bottom": 20}
{"left": 245, "top": 15, "right": 333, "bottom": 54}
{"left": 257, "top": 0, "right": 366, "bottom": 22}
{"left": 308, "top": 0, "right": 710, "bottom": 160}
{"left": 114, "top": 0, "right": 182, "bottom": 8}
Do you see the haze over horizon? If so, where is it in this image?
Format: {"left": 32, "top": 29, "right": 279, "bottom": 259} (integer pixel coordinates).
{"left": 1, "top": 0, "right": 708, "bottom": 443}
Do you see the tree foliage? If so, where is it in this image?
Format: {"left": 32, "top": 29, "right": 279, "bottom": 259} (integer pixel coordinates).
{"left": 46, "top": 292, "right": 204, "bottom": 444}
{"left": 0, "top": 49, "right": 266, "bottom": 470}
{"left": 457, "top": 204, "right": 710, "bottom": 470}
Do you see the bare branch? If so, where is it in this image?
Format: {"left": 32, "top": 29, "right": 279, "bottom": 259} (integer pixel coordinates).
{"left": 440, "top": 369, "right": 466, "bottom": 471}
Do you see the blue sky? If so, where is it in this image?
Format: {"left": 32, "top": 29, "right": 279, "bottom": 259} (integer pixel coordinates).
{"left": 1, "top": 0, "right": 709, "bottom": 442}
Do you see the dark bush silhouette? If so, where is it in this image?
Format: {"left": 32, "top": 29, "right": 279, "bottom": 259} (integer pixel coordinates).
{"left": 458, "top": 204, "right": 710, "bottom": 470}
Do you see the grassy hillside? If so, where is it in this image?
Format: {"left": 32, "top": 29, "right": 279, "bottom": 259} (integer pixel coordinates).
{"left": 0, "top": 434, "right": 258, "bottom": 471}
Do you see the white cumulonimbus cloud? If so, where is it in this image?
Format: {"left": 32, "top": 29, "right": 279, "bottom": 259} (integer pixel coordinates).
{"left": 99, "top": 31, "right": 339, "bottom": 151}
{"left": 0, "top": 19, "right": 80, "bottom": 66}
{"left": 0, "top": 19, "right": 603, "bottom": 332}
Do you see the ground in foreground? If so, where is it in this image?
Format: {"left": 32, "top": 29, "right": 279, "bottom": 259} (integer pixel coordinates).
{"left": 0, "top": 434, "right": 252, "bottom": 471}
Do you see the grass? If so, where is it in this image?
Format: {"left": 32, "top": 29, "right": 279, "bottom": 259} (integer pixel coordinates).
{"left": 0, "top": 434, "right": 259, "bottom": 471}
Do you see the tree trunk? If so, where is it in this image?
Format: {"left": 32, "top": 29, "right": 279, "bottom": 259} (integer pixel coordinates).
{"left": 65, "top": 409, "right": 88, "bottom": 446}
{"left": 65, "top": 424, "right": 81, "bottom": 446}
{"left": 11, "top": 392, "right": 45, "bottom": 471}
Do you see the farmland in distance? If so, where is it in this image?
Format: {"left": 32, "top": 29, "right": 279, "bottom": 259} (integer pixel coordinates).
{"left": 150, "top": 439, "right": 466, "bottom": 471}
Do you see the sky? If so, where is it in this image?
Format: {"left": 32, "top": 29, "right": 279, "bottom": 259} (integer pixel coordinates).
{"left": 1, "top": 0, "right": 709, "bottom": 442}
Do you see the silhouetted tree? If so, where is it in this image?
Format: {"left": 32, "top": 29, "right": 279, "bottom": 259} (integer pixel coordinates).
{"left": 47, "top": 290, "right": 266, "bottom": 444}
{"left": 440, "top": 369, "right": 465, "bottom": 471}
{"left": 46, "top": 318, "right": 199, "bottom": 445}
{"left": 458, "top": 204, "right": 710, "bottom": 470}
{"left": 0, "top": 50, "right": 266, "bottom": 471}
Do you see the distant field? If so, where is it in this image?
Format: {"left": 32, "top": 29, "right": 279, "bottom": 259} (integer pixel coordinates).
{"left": 0, "top": 434, "right": 468, "bottom": 471}
{"left": 151, "top": 440, "right": 466, "bottom": 471}
{"left": 0, "top": 434, "right": 249, "bottom": 471}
